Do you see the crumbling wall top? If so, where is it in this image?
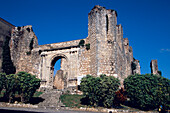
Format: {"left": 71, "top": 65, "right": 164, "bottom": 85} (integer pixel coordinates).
{"left": 89, "top": 5, "right": 117, "bottom": 16}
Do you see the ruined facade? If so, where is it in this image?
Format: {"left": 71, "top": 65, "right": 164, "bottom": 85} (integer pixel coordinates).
{"left": 0, "top": 6, "right": 141, "bottom": 90}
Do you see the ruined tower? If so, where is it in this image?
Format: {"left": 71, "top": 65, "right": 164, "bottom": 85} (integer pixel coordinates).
{"left": 150, "top": 60, "right": 160, "bottom": 75}
{"left": 87, "top": 5, "right": 140, "bottom": 84}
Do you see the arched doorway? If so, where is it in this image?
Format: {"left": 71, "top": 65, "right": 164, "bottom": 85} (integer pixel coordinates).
{"left": 50, "top": 55, "right": 68, "bottom": 90}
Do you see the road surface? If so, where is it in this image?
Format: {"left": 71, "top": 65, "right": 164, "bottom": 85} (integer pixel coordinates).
{"left": 0, "top": 107, "right": 101, "bottom": 113}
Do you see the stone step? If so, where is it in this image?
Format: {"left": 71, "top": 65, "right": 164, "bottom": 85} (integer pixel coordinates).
{"left": 38, "top": 89, "right": 64, "bottom": 108}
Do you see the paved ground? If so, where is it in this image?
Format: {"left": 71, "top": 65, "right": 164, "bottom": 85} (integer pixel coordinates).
{"left": 0, "top": 107, "right": 101, "bottom": 113}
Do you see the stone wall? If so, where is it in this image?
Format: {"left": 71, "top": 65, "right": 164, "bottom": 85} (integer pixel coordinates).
{"left": 10, "top": 25, "right": 40, "bottom": 76}
{"left": 87, "top": 5, "right": 140, "bottom": 85}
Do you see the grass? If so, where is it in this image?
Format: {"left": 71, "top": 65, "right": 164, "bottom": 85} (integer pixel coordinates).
{"left": 60, "top": 94, "right": 84, "bottom": 108}
{"left": 59, "top": 94, "right": 160, "bottom": 112}
{"left": 33, "top": 91, "right": 43, "bottom": 97}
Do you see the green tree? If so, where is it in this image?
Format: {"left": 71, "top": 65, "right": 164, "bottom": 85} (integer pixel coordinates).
{"left": 16, "top": 72, "right": 41, "bottom": 103}
{"left": 124, "top": 74, "right": 170, "bottom": 110}
{"left": 0, "top": 73, "right": 6, "bottom": 93}
{"left": 2, "top": 72, "right": 41, "bottom": 103}
{"left": 4, "top": 74, "right": 19, "bottom": 103}
{"left": 2, "top": 36, "right": 16, "bottom": 75}
{"left": 80, "top": 74, "right": 120, "bottom": 108}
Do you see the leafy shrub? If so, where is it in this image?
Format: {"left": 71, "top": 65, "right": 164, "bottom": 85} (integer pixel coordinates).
{"left": 80, "top": 74, "right": 120, "bottom": 108}
{"left": 114, "top": 88, "right": 127, "bottom": 106}
{"left": 4, "top": 74, "right": 19, "bottom": 103}
{"left": 16, "top": 72, "right": 41, "bottom": 103}
{"left": 0, "top": 72, "right": 41, "bottom": 103}
{"left": 124, "top": 74, "right": 170, "bottom": 110}
{"left": 0, "top": 73, "right": 6, "bottom": 93}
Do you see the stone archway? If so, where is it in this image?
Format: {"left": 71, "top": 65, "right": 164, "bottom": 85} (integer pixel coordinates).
{"left": 50, "top": 54, "right": 68, "bottom": 89}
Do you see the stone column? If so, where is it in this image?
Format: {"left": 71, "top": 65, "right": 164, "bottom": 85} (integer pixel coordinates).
{"left": 150, "top": 60, "right": 160, "bottom": 75}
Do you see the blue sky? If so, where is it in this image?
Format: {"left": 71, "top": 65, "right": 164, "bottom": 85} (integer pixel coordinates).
{"left": 1, "top": 0, "right": 170, "bottom": 79}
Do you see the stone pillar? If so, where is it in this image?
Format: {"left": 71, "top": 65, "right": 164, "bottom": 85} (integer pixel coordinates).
{"left": 150, "top": 60, "right": 160, "bottom": 75}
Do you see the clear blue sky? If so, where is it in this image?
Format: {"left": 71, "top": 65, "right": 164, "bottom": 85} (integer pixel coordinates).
{"left": 1, "top": 0, "right": 170, "bottom": 79}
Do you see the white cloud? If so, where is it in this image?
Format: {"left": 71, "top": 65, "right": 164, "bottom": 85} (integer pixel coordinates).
{"left": 160, "top": 48, "right": 170, "bottom": 52}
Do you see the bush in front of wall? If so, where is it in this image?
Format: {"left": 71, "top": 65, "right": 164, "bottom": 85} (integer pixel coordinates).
{"left": 80, "top": 74, "right": 120, "bottom": 108}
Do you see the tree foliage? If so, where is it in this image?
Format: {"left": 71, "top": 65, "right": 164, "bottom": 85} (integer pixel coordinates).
{"left": 4, "top": 74, "right": 19, "bottom": 103}
{"left": 124, "top": 74, "right": 170, "bottom": 110}
{"left": 0, "top": 73, "right": 6, "bottom": 93}
{"left": 80, "top": 74, "right": 120, "bottom": 108}
{"left": 0, "top": 72, "right": 41, "bottom": 103}
{"left": 16, "top": 72, "right": 41, "bottom": 103}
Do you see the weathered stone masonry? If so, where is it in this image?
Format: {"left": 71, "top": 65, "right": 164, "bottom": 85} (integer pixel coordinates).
{"left": 0, "top": 5, "right": 142, "bottom": 90}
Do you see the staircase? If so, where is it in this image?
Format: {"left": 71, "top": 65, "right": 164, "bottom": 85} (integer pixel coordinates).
{"left": 38, "top": 89, "right": 64, "bottom": 109}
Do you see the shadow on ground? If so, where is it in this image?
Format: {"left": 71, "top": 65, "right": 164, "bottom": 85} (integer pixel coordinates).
{"left": 29, "top": 97, "right": 45, "bottom": 105}
{"left": 0, "top": 97, "right": 45, "bottom": 105}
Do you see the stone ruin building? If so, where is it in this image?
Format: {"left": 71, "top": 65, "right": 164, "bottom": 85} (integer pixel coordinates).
{"left": 0, "top": 5, "right": 143, "bottom": 91}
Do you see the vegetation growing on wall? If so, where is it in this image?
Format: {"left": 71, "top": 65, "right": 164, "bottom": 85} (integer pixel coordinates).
{"left": 85, "top": 43, "right": 90, "bottom": 50}
{"left": 78, "top": 39, "right": 90, "bottom": 50}
{"left": 78, "top": 39, "right": 85, "bottom": 47}
{"left": 2, "top": 36, "right": 16, "bottom": 75}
